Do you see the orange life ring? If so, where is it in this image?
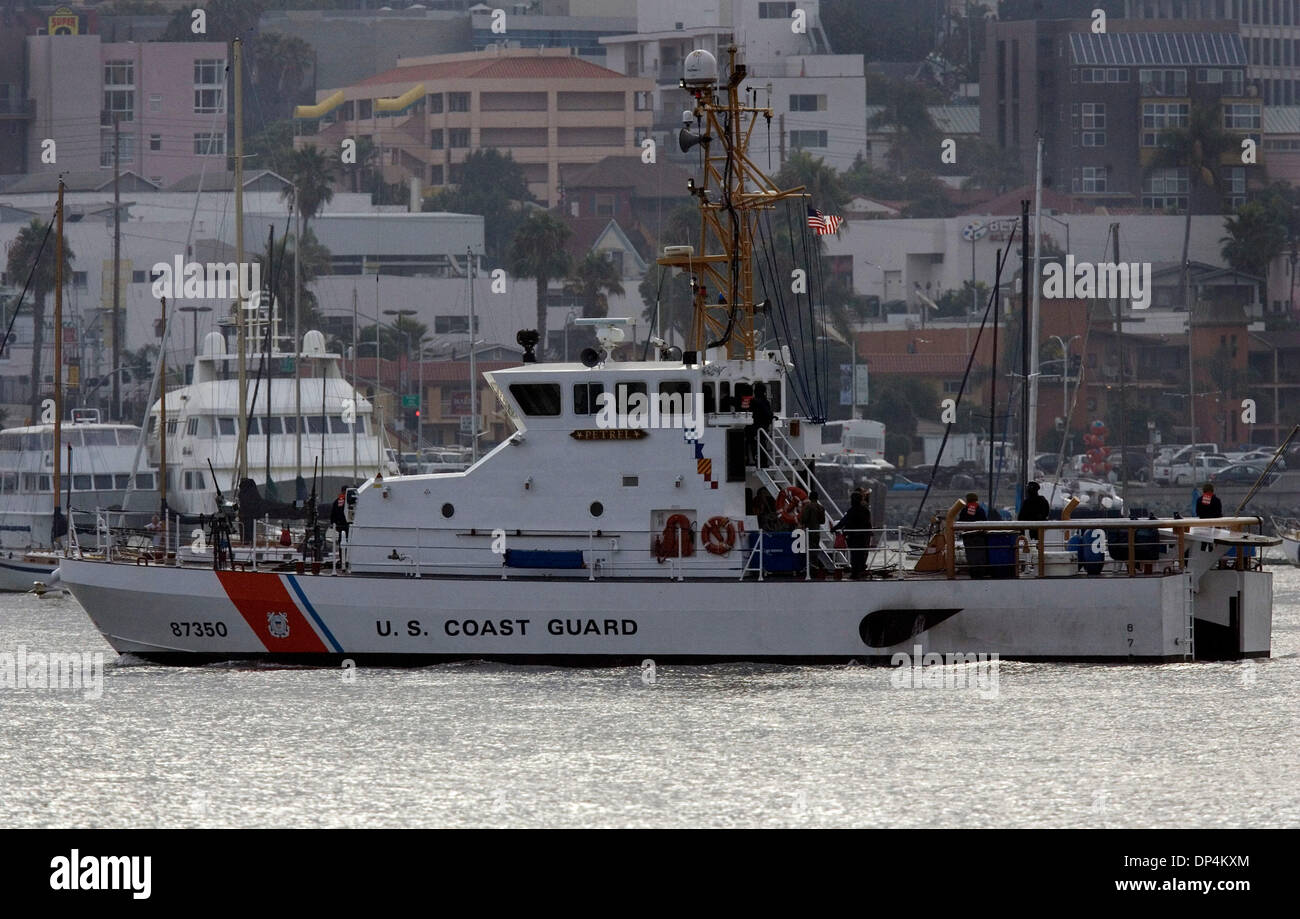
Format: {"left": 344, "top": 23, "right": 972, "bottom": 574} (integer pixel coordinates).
{"left": 701, "top": 515, "right": 737, "bottom": 555}
{"left": 776, "top": 486, "right": 808, "bottom": 527}
{"left": 656, "top": 513, "right": 695, "bottom": 561}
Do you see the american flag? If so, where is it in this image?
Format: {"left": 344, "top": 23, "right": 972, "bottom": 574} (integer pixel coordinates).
{"left": 807, "top": 206, "right": 843, "bottom": 235}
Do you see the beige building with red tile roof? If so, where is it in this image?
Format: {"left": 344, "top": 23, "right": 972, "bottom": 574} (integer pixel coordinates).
{"left": 294, "top": 47, "right": 653, "bottom": 207}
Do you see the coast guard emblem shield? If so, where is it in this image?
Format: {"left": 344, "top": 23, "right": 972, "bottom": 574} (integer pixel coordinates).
{"left": 267, "top": 611, "right": 291, "bottom": 639}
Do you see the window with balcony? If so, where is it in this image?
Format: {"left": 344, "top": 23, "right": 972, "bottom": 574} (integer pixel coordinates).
{"left": 193, "top": 59, "right": 222, "bottom": 86}
{"left": 100, "top": 133, "right": 134, "bottom": 166}
{"left": 105, "top": 61, "right": 134, "bottom": 87}
{"left": 789, "top": 94, "right": 827, "bottom": 112}
{"left": 1141, "top": 101, "right": 1189, "bottom": 146}
{"left": 194, "top": 87, "right": 223, "bottom": 114}
{"left": 1143, "top": 168, "right": 1188, "bottom": 210}
{"left": 103, "top": 89, "right": 133, "bottom": 123}
{"left": 194, "top": 132, "right": 225, "bottom": 156}
{"left": 1224, "top": 102, "right": 1261, "bottom": 131}
{"left": 789, "top": 130, "right": 828, "bottom": 149}
{"left": 1139, "top": 68, "right": 1187, "bottom": 96}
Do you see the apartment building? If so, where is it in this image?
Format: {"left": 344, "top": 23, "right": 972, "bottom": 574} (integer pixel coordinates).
{"left": 24, "top": 34, "right": 229, "bottom": 188}
{"left": 598, "top": 0, "right": 867, "bottom": 170}
{"left": 981, "top": 17, "right": 1256, "bottom": 212}
{"left": 294, "top": 48, "right": 652, "bottom": 207}
{"left": 1123, "top": 0, "right": 1300, "bottom": 104}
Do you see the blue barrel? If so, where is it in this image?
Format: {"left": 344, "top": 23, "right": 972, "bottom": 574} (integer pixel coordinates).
{"left": 1069, "top": 528, "right": 1106, "bottom": 576}
{"left": 985, "top": 532, "right": 1019, "bottom": 578}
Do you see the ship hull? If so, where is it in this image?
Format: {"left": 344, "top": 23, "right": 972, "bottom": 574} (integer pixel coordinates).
{"left": 0, "top": 556, "right": 57, "bottom": 593}
{"left": 60, "top": 558, "right": 1271, "bottom": 663}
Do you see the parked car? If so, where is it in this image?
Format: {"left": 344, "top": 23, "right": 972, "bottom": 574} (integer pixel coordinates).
{"left": 1170, "top": 454, "right": 1231, "bottom": 486}
{"left": 418, "top": 450, "right": 470, "bottom": 474}
{"left": 888, "top": 474, "right": 928, "bottom": 491}
{"left": 1209, "top": 463, "right": 1281, "bottom": 487}
{"left": 1231, "top": 449, "right": 1286, "bottom": 470}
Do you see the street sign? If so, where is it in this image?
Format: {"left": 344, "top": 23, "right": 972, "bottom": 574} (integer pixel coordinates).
{"left": 961, "top": 221, "right": 987, "bottom": 242}
{"left": 839, "top": 364, "right": 869, "bottom": 406}
{"left": 401, "top": 394, "right": 418, "bottom": 408}
{"left": 459, "top": 417, "right": 473, "bottom": 434}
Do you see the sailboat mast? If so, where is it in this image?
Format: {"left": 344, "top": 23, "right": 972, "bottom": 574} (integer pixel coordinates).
{"left": 468, "top": 247, "right": 478, "bottom": 464}
{"left": 160, "top": 296, "right": 167, "bottom": 521}
{"left": 233, "top": 35, "right": 248, "bottom": 487}
{"left": 1027, "top": 135, "right": 1043, "bottom": 470}
{"left": 294, "top": 184, "right": 302, "bottom": 487}
{"left": 53, "top": 179, "right": 64, "bottom": 500}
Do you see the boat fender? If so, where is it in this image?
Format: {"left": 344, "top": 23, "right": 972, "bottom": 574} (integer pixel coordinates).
{"left": 776, "top": 486, "right": 808, "bottom": 527}
{"left": 701, "top": 516, "right": 737, "bottom": 555}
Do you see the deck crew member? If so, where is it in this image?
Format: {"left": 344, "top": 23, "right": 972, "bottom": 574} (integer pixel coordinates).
{"left": 746, "top": 381, "right": 774, "bottom": 466}
{"left": 832, "top": 492, "right": 872, "bottom": 578}
{"left": 331, "top": 487, "right": 351, "bottom": 554}
{"left": 753, "top": 488, "right": 778, "bottom": 531}
{"left": 799, "top": 490, "right": 828, "bottom": 571}
{"left": 1196, "top": 483, "right": 1223, "bottom": 519}
{"left": 958, "top": 492, "right": 988, "bottom": 577}
{"left": 1018, "top": 481, "right": 1050, "bottom": 539}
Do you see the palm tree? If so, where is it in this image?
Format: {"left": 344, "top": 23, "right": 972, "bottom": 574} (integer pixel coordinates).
{"left": 1149, "top": 101, "right": 1243, "bottom": 440}
{"left": 279, "top": 145, "right": 337, "bottom": 238}
{"left": 1221, "top": 200, "right": 1286, "bottom": 288}
{"left": 866, "top": 77, "right": 939, "bottom": 174}
{"left": 774, "top": 150, "right": 849, "bottom": 211}
{"left": 5, "top": 218, "right": 73, "bottom": 422}
{"left": 507, "top": 210, "right": 572, "bottom": 355}
{"left": 1149, "top": 101, "right": 1243, "bottom": 312}
{"left": 567, "top": 252, "right": 624, "bottom": 319}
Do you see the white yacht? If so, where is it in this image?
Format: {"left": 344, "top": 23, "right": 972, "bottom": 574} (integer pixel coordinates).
{"left": 0, "top": 410, "right": 157, "bottom": 591}
{"left": 147, "top": 306, "right": 395, "bottom": 516}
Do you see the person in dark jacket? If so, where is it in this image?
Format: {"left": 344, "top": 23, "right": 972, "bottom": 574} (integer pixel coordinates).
{"left": 958, "top": 492, "right": 987, "bottom": 523}
{"left": 832, "top": 492, "right": 873, "bottom": 577}
{"left": 745, "top": 382, "right": 774, "bottom": 465}
{"left": 1018, "top": 481, "right": 1051, "bottom": 540}
{"left": 330, "top": 487, "right": 350, "bottom": 538}
{"left": 1196, "top": 482, "right": 1223, "bottom": 518}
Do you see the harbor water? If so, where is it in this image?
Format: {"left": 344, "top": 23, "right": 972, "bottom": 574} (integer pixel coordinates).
{"left": 2, "top": 569, "right": 1298, "bottom": 828}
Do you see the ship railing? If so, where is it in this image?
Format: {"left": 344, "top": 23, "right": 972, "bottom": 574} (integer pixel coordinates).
{"left": 741, "top": 527, "right": 904, "bottom": 580}
{"left": 945, "top": 514, "right": 1268, "bottom": 580}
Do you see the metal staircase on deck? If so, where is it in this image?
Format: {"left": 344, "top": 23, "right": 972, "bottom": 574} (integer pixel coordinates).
{"left": 749, "top": 427, "right": 849, "bottom": 571}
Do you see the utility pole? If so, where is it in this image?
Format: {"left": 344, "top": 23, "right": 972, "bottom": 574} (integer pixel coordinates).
{"left": 1019, "top": 199, "right": 1029, "bottom": 501}
{"left": 112, "top": 115, "right": 121, "bottom": 420}
{"left": 159, "top": 296, "right": 167, "bottom": 527}
{"left": 469, "top": 247, "right": 478, "bottom": 464}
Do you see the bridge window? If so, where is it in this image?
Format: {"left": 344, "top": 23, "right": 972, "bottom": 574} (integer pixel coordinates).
{"left": 217, "top": 417, "right": 236, "bottom": 436}
{"left": 283, "top": 416, "right": 298, "bottom": 434}
{"left": 137, "top": 473, "right": 154, "bottom": 489}
{"left": 73, "top": 475, "right": 92, "bottom": 490}
{"left": 331, "top": 415, "right": 350, "bottom": 433}
{"left": 573, "top": 382, "right": 605, "bottom": 415}
{"left": 307, "top": 416, "right": 327, "bottom": 435}
{"left": 658, "top": 381, "right": 693, "bottom": 427}
{"left": 95, "top": 474, "right": 113, "bottom": 490}
{"left": 263, "top": 417, "right": 283, "bottom": 435}
{"left": 510, "top": 383, "right": 562, "bottom": 416}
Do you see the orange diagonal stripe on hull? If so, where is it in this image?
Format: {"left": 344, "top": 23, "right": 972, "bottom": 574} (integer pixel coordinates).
{"left": 216, "top": 570, "right": 329, "bottom": 653}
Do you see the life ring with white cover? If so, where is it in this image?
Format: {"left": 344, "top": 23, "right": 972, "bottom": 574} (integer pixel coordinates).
{"left": 701, "top": 516, "right": 737, "bottom": 555}
{"left": 776, "top": 486, "right": 808, "bottom": 527}
{"left": 656, "top": 513, "right": 695, "bottom": 561}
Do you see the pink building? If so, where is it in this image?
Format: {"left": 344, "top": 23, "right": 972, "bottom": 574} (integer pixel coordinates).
{"left": 25, "top": 35, "right": 227, "bottom": 187}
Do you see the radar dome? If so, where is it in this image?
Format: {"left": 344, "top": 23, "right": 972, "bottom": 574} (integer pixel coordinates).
{"left": 302, "top": 330, "right": 328, "bottom": 356}
{"left": 202, "top": 331, "right": 227, "bottom": 357}
{"left": 682, "top": 49, "right": 718, "bottom": 87}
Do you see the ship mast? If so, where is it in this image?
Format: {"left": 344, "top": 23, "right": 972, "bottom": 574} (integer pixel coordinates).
{"left": 657, "top": 45, "right": 803, "bottom": 361}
